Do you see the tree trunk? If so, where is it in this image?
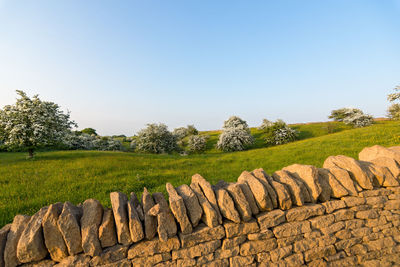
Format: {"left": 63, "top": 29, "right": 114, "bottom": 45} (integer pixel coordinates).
{"left": 28, "top": 148, "right": 34, "bottom": 158}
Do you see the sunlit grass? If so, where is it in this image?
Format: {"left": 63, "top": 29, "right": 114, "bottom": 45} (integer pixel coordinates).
{"left": 0, "top": 120, "right": 398, "bottom": 226}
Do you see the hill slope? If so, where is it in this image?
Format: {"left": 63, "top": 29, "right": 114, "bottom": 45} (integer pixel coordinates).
{"left": 0, "top": 120, "right": 399, "bottom": 226}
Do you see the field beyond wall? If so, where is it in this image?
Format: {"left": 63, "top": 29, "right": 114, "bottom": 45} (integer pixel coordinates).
{"left": 1, "top": 120, "right": 399, "bottom": 227}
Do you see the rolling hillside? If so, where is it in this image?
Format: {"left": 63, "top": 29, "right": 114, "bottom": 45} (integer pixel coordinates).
{"left": 0, "top": 120, "right": 399, "bottom": 226}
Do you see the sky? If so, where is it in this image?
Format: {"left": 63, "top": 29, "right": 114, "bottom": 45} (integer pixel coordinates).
{"left": 0, "top": 0, "right": 399, "bottom": 136}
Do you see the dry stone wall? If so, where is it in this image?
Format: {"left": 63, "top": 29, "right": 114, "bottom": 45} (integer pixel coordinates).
{"left": 1, "top": 145, "right": 400, "bottom": 266}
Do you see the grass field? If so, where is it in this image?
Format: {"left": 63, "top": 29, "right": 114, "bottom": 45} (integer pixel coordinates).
{"left": 0, "top": 120, "right": 399, "bottom": 227}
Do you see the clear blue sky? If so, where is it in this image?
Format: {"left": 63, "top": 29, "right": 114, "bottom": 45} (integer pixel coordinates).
{"left": 0, "top": 0, "right": 399, "bottom": 135}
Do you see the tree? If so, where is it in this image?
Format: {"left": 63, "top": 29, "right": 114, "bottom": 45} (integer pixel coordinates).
{"left": 80, "top": 128, "right": 98, "bottom": 136}
{"left": 136, "top": 123, "right": 178, "bottom": 154}
{"left": 0, "top": 90, "right": 76, "bottom": 157}
{"left": 217, "top": 116, "right": 254, "bottom": 152}
{"left": 328, "top": 107, "right": 373, "bottom": 128}
{"left": 387, "top": 85, "right": 400, "bottom": 120}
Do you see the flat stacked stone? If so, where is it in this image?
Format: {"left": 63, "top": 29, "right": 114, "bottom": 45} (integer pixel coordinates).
{"left": 4, "top": 215, "right": 31, "bottom": 267}
{"left": 272, "top": 170, "right": 305, "bottom": 206}
{"left": 251, "top": 168, "right": 278, "bottom": 209}
{"left": 57, "top": 202, "right": 83, "bottom": 256}
{"left": 225, "top": 183, "right": 253, "bottom": 221}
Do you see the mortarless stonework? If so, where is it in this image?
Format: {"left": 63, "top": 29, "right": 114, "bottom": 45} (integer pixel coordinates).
{"left": 1, "top": 144, "right": 400, "bottom": 266}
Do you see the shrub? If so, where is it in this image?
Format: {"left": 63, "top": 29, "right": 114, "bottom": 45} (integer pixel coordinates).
{"left": 217, "top": 116, "right": 254, "bottom": 152}
{"left": 258, "top": 119, "right": 274, "bottom": 130}
{"left": 173, "top": 127, "right": 189, "bottom": 140}
{"left": 343, "top": 113, "right": 374, "bottom": 128}
{"left": 63, "top": 133, "right": 122, "bottom": 151}
{"left": 186, "top": 125, "right": 199, "bottom": 135}
{"left": 263, "top": 119, "right": 298, "bottom": 145}
{"left": 222, "top": 116, "right": 249, "bottom": 130}
{"left": 388, "top": 104, "right": 400, "bottom": 120}
{"left": 136, "top": 123, "right": 178, "bottom": 154}
{"left": 188, "top": 135, "right": 207, "bottom": 153}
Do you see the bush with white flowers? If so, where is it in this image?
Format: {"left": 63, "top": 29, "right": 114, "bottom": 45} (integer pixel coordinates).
{"left": 136, "top": 123, "right": 178, "bottom": 154}
{"left": 263, "top": 119, "right": 298, "bottom": 145}
{"left": 0, "top": 90, "right": 76, "bottom": 157}
{"left": 258, "top": 119, "right": 274, "bottom": 130}
{"left": 329, "top": 108, "right": 373, "bottom": 128}
{"left": 217, "top": 116, "right": 254, "bottom": 152}
{"left": 63, "top": 132, "right": 122, "bottom": 151}
{"left": 188, "top": 135, "right": 207, "bottom": 153}
{"left": 387, "top": 103, "right": 400, "bottom": 120}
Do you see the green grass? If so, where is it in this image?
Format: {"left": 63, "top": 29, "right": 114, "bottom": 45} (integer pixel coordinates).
{"left": 0, "top": 120, "right": 399, "bottom": 227}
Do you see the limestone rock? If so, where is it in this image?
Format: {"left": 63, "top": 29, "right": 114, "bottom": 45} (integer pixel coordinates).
{"left": 175, "top": 184, "right": 202, "bottom": 227}
{"left": 360, "top": 161, "right": 399, "bottom": 187}
{"left": 81, "top": 199, "right": 103, "bottom": 257}
{"left": 323, "top": 155, "right": 374, "bottom": 190}
{"left": 359, "top": 145, "right": 400, "bottom": 164}
{"left": 251, "top": 168, "right": 278, "bottom": 209}
{"left": 141, "top": 188, "right": 157, "bottom": 240}
{"left": 224, "top": 220, "right": 259, "bottom": 238}
{"left": 57, "top": 202, "right": 83, "bottom": 256}
{"left": 127, "top": 200, "right": 144, "bottom": 242}
{"left": 327, "top": 167, "right": 358, "bottom": 196}
{"left": 318, "top": 168, "right": 348, "bottom": 199}
{"left": 238, "top": 171, "right": 273, "bottom": 211}
{"left": 283, "top": 164, "right": 322, "bottom": 203}
{"left": 179, "top": 224, "right": 225, "bottom": 248}
{"left": 89, "top": 244, "right": 128, "bottom": 266}
{"left": 42, "top": 202, "right": 68, "bottom": 262}
{"left": 285, "top": 204, "right": 325, "bottom": 222}
{"left": 272, "top": 170, "right": 305, "bottom": 206}
{"left": 192, "top": 174, "right": 222, "bottom": 224}
{"left": 109, "top": 192, "right": 132, "bottom": 245}
{"left": 370, "top": 157, "right": 400, "bottom": 179}
{"left": 0, "top": 224, "right": 11, "bottom": 267}
{"left": 153, "top": 192, "right": 177, "bottom": 238}
{"left": 166, "top": 183, "right": 192, "bottom": 234}
{"left": 130, "top": 192, "right": 145, "bottom": 221}
{"left": 225, "top": 183, "right": 252, "bottom": 221}
{"left": 237, "top": 182, "right": 259, "bottom": 215}
{"left": 4, "top": 215, "right": 31, "bottom": 267}
{"left": 53, "top": 254, "right": 90, "bottom": 267}
{"left": 261, "top": 174, "right": 292, "bottom": 210}
{"left": 17, "top": 206, "right": 49, "bottom": 263}
{"left": 99, "top": 208, "right": 117, "bottom": 248}
{"left": 171, "top": 240, "right": 221, "bottom": 260}
{"left": 127, "top": 236, "right": 180, "bottom": 258}
{"left": 20, "top": 259, "right": 55, "bottom": 266}
{"left": 256, "top": 209, "right": 286, "bottom": 229}
{"left": 190, "top": 182, "right": 219, "bottom": 228}
{"left": 316, "top": 169, "right": 332, "bottom": 202}
{"left": 213, "top": 186, "right": 241, "bottom": 223}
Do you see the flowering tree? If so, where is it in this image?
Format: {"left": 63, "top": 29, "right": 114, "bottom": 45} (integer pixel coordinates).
{"left": 217, "top": 116, "right": 254, "bottom": 152}
{"left": 329, "top": 108, "right": 373, "bottom": 128}
{"left": 387, "top": 85, "right": 400, "bottom": 120}
{"left": 0, "top": 90, "right": 76, "bottom": 157}
{"left": 136, "top": 123, "right": 178, "bottom": 154}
